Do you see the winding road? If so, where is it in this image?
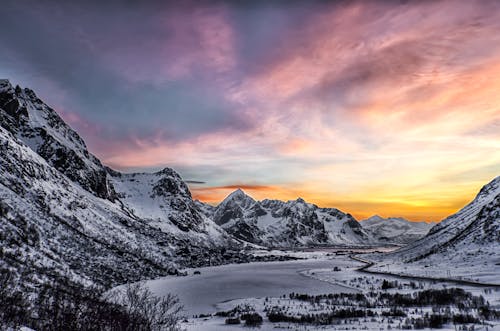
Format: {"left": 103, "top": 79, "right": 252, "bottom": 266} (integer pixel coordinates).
{"left": 350, "top": 255, "right": 500, "bottom": 288}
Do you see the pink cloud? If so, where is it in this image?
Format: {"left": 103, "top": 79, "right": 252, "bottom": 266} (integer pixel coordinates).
{"left": 33, "top": 0, "right": 499, "bottom": 222}
{"left": 93, "top": 3, "right": 237, "bottom": 86}
{"left": 58, "top": 109, "right": 101, "bottom": 136}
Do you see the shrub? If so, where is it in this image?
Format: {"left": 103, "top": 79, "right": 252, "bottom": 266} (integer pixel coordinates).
{"left": 452, "top": 314, "right": 478, "bottom": 324}
{"left": 241, "top": 312, "right": 263, "bottom": 326}
{"left": 381, "top": 280, "right": 396, "bottom": 290}
{"left": 382, "top": 309, "right": 407, "bottom": 317}
{"left": 0, "top": 272, "right": 184, "bottom": 331}
{"left": 113, "top": 283, "right": 184, "bottom": 331}
{"left": 225, "top": 317, "right": 240, "bottom": 324}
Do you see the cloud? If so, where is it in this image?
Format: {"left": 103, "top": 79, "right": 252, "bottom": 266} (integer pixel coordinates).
{"left": 184, "top": 180, "right": 206, "bottom": 184}
{"left": 190, "top": 184, "right": 301, "bottom": 204}
{"left": 0, "top": 0, "right": 252, "bottom": 146}
{"left": 1, "top": 0, "right": 499, "bottom": 221}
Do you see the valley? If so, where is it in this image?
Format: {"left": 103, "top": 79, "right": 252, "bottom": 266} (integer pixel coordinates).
{"left": 134, "top": 249, "right": 500, "bottom": 331}
{"left": 0, "top": 79, "right": 499, "bottom": 330}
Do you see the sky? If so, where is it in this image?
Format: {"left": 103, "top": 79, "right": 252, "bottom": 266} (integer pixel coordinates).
{"left": 1, "top": 0, "right": 499, "bottom": 222}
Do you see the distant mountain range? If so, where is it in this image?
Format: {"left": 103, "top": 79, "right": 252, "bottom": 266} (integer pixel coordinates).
{"left": 1, "top": 79, "right": 497, "bottom": 287}
{"left": 360, "top": 215, "right": 435, "bottom": 245}
{"left": 197, "top": 188, "right": 373, "bottom": 247}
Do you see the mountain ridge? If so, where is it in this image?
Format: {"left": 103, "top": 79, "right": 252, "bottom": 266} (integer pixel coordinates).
{"left": 200, "top": 188, "right": 374, "bottom": 247}
{"left": 3, "top": 78, "right": 497, "bottom": 288}
{"left": 0, "top": 79, "right": 243, "bottom": 288}
{"left": 367, "top": 176, "right": 500, "bottom": 283}
{"left": 360, "top": 215, "right": 435, "bottom": 245}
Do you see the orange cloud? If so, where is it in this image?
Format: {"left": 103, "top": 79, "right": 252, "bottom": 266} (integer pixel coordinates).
{"left": 189, "top": 179, "right": 479, "bottom": 222}
{"left": 92, "top": 0, "right": 500, "bottom": 222}
{"left": 190, "top": 184, "right": 301, "bottom": 204}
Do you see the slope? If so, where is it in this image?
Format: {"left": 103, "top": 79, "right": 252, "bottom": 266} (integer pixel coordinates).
{"left": 207, "top": 189, "right": 374, "bottom": 247}
{"left": 366, "top": 176, "right": 500, "bottom": 284}
{"left": 0, "top": 80, "right": 241, "bottom": 289}
{"left": 360, "top": 215, "right": 434, "bottom": 245}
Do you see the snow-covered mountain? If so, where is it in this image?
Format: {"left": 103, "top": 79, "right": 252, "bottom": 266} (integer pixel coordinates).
{"left": 367, "top": 176, "right": 500, "bottom": 284}
{"left": 0, "top": 80, "right": 115, "bottom": 200}
{"left": 205, "top": 188, "right": 373, "bottom": 247}
{"left": 0, "top": 80, "right": 240, "bottom": 288}
{"left": 360, "top": 215, "right": 434, "bottom": 245}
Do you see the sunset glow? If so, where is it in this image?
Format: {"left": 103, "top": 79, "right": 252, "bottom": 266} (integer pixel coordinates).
{"left": 2, "top": 0, "right": 499, "bottom": 221}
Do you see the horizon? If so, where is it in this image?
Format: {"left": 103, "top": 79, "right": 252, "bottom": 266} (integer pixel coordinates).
{"left": 192, "top": 185, "right": 442, "bottom": 223}
{"left": 2, "top": 0, "right": 499, "bottom": 222}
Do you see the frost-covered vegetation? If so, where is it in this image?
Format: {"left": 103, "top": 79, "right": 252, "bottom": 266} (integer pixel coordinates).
{"left": 181, "top": 255, "right": 500, "bottom": 331}
{"left": 0, "top": 268, "right": 183, "bottom": 331}
{"left": 200, "top": 289, "right": 499, "bottom": 330}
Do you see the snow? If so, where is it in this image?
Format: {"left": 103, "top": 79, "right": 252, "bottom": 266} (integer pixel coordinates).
{"left": 137, "top": 252, "right": 500, "bottom": 331}
{"left": 360, "top": 215, "right": 435, "bottom": 244}
{"left": 2, "top": 80, "right": 500, "bottom": 331}
{"left": 0, "top": 80, "right": 240, "bottom": 288}
{"left": 141, "top": 258, "right": 358, "bottom": 315}
{"left": 0, "top": 125, "right": 178, "bottom": 285}
{"left": 207, "top": 189, "right": 374, "bottom": 247}
{"left": 255, "top": 212, "right": 279, "bottom": 228}
{"left": 110, "top": 172, "right": 184, "bottom": 234}
{"left": 366, "top": 176, "right": 500, "bottom": 285}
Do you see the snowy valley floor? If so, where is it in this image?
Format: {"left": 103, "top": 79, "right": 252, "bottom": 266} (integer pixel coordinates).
{"left": 121, "top": 248, "right": 500, "bottom": 330}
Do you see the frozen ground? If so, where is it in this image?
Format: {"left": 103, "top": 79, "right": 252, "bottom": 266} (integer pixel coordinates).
{"left": 144, "top": 254, "right": 358, "bottom": 316}
{"left": 134, "top": 249, "right": 500, "bottom": 330}
{"left": 365, "top": 253, "right": 500, "bottom": 285}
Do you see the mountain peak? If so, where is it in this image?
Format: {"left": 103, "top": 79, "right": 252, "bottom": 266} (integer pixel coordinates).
{"left": 361, "top": 215, "right": 434, "bottom": 244}
{"left": 364, "top": 214, "right": 384, "bottom": 222}
{"left": 227, "top": 188, "right": 249, "bottom": 200}
{"left": 0, "top": 79, "right": 12, "bottom": 90}
{"left": 363, "top": 215, "right": 412, "bottom": 223}
{"left": 476, "top": 176, "right": 500, "bottom": 201}
{"left": 0, "top": 80, "right": 235, "bottom": 290}
{"left": 155, "top": 167, "right": 181, "bottom": 178}
{"left": 0, "top": 80, "right": 114, "bottom": 200}
{"left": 216, "top": 188, "right": 256, "bottom": 210}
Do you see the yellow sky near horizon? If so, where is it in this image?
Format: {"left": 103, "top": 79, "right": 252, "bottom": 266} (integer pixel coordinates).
{"left": 189, "top": 175, "right": 496, "bottom": 222}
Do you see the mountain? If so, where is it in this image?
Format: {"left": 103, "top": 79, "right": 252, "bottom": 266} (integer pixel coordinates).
{"left": 0, "top": 80, "right": 115, "bottom": 200}
{"left": 207, "top": 189, "right": 373, "bottom": 247}
{"left": 360, "top": 215, "right": 434, "bottom": 245}
{"left": 367, "top": 176, "right": 500, "bottom": 284}
{"left": 0, "top": 79, "right": 241, "bottom": 289}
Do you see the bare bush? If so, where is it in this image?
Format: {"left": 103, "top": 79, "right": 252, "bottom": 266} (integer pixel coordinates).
{"left": 112, "top": 283, "right": 184, "bottom": 331}
{"left": 0, "top": 269, "right": 184, "bottom": 331}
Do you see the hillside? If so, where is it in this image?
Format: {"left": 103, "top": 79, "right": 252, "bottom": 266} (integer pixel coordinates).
{"left": 360, "top": 215, "right": 434, "bottom": 245}
{"left": 365, "top": 176, "right": 500, "bottom": 284}
{"left": 201, "top": 189, "right": 374, "bottom": 247}
{"left": 0, "top": 80, "right": 241, "bottom": 289}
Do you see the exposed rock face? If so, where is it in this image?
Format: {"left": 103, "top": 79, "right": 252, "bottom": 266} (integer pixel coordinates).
{"left": 207, "top": 189, "right": 373, "bottom": 247}
{"left": 0, "top": 80, "right": 238, "bottom": 288}
{"left": 0, "top": 79, "right": 115, "bottom": 200}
